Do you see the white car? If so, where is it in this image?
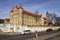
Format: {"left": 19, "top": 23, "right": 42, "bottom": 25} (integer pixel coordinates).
{"left": 21, "top": 30, "right": 31, "bottom": 34}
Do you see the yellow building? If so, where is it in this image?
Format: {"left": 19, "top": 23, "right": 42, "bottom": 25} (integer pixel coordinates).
{"left": 1, "top": 5, "right": 59, "bottom": 32}
{"left": 10, "top": 4, "right": 44, "bottom": 27}
{"left": 4, "top": 18, "right": 10, "bottom": 24}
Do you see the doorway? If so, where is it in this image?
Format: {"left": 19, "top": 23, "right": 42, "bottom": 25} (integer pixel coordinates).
{"left": 10, "top": 28, "right": 14, "bottom": 32}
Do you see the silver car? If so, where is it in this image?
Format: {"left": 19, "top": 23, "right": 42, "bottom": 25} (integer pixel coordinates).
{"left": 21, "top": 30, "right": 31, "bottom": 34}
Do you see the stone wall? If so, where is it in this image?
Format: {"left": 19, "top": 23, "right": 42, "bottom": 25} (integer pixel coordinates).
{"left": 0, "top": 32, "right": 20, "bottom": 35}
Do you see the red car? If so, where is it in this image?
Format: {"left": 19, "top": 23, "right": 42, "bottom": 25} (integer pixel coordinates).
{"left": 46, "top": 29, "right": 53, "bottom": 32}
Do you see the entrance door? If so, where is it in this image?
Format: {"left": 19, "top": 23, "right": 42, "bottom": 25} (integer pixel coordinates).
{"left": 0, "top": 29, "right": 3, "bottom": 32}
{"left": 10, "top": 28, "right": 14, "bottom": 32}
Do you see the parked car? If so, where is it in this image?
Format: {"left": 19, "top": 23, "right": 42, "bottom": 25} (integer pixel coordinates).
{"left": 46, "top": 29, "right": 53, "bottom": 32}
{"left": 21, "top": 30, "right": 31, "bottom": 34}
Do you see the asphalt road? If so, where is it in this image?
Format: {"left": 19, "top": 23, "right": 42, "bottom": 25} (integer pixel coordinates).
{"left": 0, "top": 31, "right": 60, "bottom": 40}
{"left": 27, "top": 31, "right": 60, "bottom": 40}
{"left": 45, "top": 34, "right": 60, "bottom": 40}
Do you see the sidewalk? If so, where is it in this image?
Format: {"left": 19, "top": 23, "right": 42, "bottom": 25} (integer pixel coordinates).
{"left": 26, "top": 31, "right": 60, "bottom": 40}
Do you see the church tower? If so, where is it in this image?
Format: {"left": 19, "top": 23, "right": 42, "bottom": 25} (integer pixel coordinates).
{"left": 46, "top": 11, "right": 50, "bottom": 26}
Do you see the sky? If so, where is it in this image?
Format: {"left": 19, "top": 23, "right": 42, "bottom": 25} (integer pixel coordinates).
{"left": 0, "top": 0, "right": 60, "bottom": 19}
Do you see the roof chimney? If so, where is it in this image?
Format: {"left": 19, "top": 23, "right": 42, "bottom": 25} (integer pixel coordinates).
{"left": 18, "top": 4, "right": 23, "bottom": 9}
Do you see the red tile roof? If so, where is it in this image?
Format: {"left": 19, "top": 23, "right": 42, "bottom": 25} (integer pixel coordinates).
{"left": 4, "top": 18, "right": 10, "bottom": 24}
{"left": 23, "top": 10, "right": 35, "bottom": 17}
{"left": 10, "top": 5, "right": 42, "bottom": 17}
{"left": 23, "top": 10, "right": 42, "bottom": 17}
{"left": 5, "top": 18, "right": 10, "bottom": 22}
{"left": 17, "top": 4, "right": 23, "bottom": 9}
{"left": 10, "top": 9, "right": 14, "bottom": 12}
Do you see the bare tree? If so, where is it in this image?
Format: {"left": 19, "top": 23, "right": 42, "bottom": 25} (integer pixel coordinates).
{"left": 49, "top": 13, "right": 57, "bottom": 26}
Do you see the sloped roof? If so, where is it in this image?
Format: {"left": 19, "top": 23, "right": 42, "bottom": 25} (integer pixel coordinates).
{"left": 10, "top": 4, "right": 42, "bottom": 17}
{"left": 23, "top": 10, "right": 42, "bottom": 17}
{"left": 17, "top": 4, "right": 23, "bottom": 9}
{"left": 5, "top": 18, "right": 10, "bottom": 23}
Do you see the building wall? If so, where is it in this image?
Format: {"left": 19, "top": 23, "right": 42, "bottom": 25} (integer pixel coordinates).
{"left": 10, "top": 7, "right": 43, "bottom": 27}
{"left": 10, "top": 8, "right": 23, "bottom": 26}
{"left": 23, "top": 13, "right": 36, "bottom": 26}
